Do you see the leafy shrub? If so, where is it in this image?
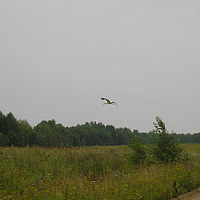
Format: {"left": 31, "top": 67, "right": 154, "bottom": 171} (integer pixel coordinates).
{"left": 128, "top": 133, "right": 146, "bottom": 165}
{"left": 152, "top": 117, "right": 183, "bottom": 163}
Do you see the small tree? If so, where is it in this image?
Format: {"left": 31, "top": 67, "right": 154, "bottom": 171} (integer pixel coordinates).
{"left": 128, "top": 133, "right": 146, "bottom": 165}
{"left": 153, "top": 117, "right": 183, "bottom": 163}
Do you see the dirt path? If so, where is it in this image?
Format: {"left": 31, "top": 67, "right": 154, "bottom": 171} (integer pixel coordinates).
{"left": 172, "top": 188, "right": 200, "bottom": 200}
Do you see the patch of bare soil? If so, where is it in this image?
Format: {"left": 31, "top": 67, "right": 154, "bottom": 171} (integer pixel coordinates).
{"left": 172, "top": 188, "right": 200, "bottom": 200}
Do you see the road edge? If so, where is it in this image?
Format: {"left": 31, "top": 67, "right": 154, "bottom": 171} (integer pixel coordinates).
{"left": 172, "top": 187, "right": 200, "bottom": 200}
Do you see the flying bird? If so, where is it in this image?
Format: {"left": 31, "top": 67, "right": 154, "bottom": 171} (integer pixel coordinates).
{"left": 101, "top": 97, "right": 117, "bottom": 106}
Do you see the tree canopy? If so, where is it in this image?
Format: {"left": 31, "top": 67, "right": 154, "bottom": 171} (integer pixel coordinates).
{"left": 0, "top": 111, "right": 200, "bottom": 147}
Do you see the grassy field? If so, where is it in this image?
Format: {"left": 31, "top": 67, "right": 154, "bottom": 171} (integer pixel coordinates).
{"left": 0, "top": 145, "right": 200, "bottom": 200}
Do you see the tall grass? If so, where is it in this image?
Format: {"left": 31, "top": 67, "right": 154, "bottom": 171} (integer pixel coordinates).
{"left": 0, "top": 145, "right": 200, "bottom": 200}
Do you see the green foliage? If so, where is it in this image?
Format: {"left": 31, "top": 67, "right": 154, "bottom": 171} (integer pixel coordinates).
{"left": 128, "top": 133, "right": 146, "bottom": 165}
{"left": 0, "top": 111, "right": 133, "bottom": 147}
{"left": 152, "top": 117, "right": 183, "bottom": 163}
{"left": 1, "top": 111, "right": 200, "bottom": 148}
{"left": 1, "top": 146, "right": 200, "bottom": 200}
{"left": 0, "top": 133, "right": 9, "bottom": 146}
{"left": 153, "top": 117, "right": 166, "bottom": 134}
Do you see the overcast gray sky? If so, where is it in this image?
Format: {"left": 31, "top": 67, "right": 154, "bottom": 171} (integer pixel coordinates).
{"left": 0, "top": 0, "right": 200, "bottom": 133}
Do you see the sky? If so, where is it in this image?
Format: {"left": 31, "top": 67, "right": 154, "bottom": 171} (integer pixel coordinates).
{"left": 0, "top": 0, "right": 200, "bottom": 133}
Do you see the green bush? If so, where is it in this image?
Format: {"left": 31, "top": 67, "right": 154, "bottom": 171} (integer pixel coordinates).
{"left": 152, "top": 117, "right": 183, "bottom": 163}
{"left": 128, "top": 133, "right": 146, "bottom": 165}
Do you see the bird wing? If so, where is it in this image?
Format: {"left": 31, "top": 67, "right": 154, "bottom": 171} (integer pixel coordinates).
{"left": 101, "top": 97, "right": 111, "bottom": 103}
{"left": 112, "top": 101, "right": 118, "bottom": 106}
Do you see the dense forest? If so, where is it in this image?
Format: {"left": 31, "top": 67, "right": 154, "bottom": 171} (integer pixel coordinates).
{"left": 0, "top": 111, "right": 200, "bottom": 147}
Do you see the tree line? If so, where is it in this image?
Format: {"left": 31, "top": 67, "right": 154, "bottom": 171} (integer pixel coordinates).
{"left": 0, "top": 111, "right": 200, "bottom": 147}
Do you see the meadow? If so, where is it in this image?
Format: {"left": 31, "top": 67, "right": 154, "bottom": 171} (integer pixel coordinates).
{"left": 0, "top": 144, "right": 200, "bottom": 200}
